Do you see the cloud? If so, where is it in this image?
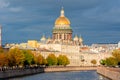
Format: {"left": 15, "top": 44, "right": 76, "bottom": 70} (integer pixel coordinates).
{"left": 9, "top": 7, "right": 23, "bottom": 12}
{"left": 0, "top": 0, "right": 10, "bottom": 8}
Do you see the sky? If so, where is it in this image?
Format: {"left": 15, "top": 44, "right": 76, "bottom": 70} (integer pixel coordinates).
{"left": 0, "top": 0, "right": 120, "bottom": 45}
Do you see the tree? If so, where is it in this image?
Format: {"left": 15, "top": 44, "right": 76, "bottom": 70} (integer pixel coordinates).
{"left": 105, "top": 57, "right": 117, "bottom": 66}
{"left": 57, "top": 55, "right": 63, "bottom": 65}
{"left": 21, "top": 50, "right": 35, "bottom": 66}
{"left": 0, "top": 53, "right": 8, "bottom": 67}
{"left": 46, "top": 53, "right": 57, "bottom": 66}
{"left": 35, "top": 54, "right": 44, "bottom": 65}
{"left": 91, "top": 59, "right": 97, "bottom": 66}
{"left": 7, "top": 48, "right": 25, "bottom": 66}
{"left": 57, "top": 55, "right": 70, "bottom": 66}
{"left": 100, "top": 59, "right": 106, "bottom": 65}
{"left": 0, "top": 47, "right": 4, "bottom": 53}
{"left": 43, "top": 58, "right": 47, "bottom": 65}
{"left": 112, "top": 49, "right": 120, "bottom": 65}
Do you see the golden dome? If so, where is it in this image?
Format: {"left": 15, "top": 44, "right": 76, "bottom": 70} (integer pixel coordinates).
{"left": 55, "top": 7, "right": 70, "bottom": 25}
{"left": 55, "top": 17, "right": 70, "bottom": 25}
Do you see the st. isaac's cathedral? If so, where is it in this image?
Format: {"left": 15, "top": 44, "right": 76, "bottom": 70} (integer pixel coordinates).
{"left": 5, "top": 7, "right": 84, "bottom": 53}
{"left": 41, "top": 7, "right": 83, "bottom": 46}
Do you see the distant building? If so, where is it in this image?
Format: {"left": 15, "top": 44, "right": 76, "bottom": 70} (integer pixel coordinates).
{"left": 118, "top": 41, "right": 120, "bottom": 48}
{"left": 91, "top": 43, "right": 117, "bottom": 53}
{"left": 27, "top": 40, "right": 38, "bottom": 48}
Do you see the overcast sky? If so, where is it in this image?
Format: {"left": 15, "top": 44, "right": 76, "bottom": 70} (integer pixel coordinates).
{"left": 0, "top": 0, "right": 120, "bottom": 45}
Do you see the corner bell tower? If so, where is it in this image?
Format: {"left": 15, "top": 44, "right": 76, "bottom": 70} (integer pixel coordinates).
{"left": 52, "top": 7, "right": 72, "bottom": 41}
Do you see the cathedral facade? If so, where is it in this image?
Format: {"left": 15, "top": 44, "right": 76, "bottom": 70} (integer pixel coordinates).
{"left": 38, "top": 7, "right": 84, "bottom": 53}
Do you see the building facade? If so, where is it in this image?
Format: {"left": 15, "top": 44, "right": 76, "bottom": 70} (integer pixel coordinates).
{"left": 118, "top": 41, "right": 120, "bottom": 48}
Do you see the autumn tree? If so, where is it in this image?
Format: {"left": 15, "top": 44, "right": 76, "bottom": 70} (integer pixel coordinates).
{"left": 7, "top": 48, "right": 25, "bottom": 66}
{"left": 46, "top": 53, "right": 57, "bottom": 66}
{"left": 112, "top": 49, "right": 120, "bottom": 65}
{"left": 0, "top": 53, "right": 8, "bottom": 67}
{"left": 34, "top": 54, "right": 45, "bottom": 65}
{"left": 22, "top": 50, "right": 34, "bottom": 66}
{"left": 57, "top": 55, "right": 63, "bottom": 65}
{"left": 43, "top": 58, "right": 47, "bottom": 65}
{"left": 57, "top": 55, "right": 70, "bottom": 66}
{"left": 0, "top": 47, "right": 8, "bottom": 67}
{"left": 105, "top": 57, "right": 117, "bottom": 66}
{"left": 91, "top": 59, "right": 97, "bottom": 66}
{"left": 0, "top": 47, "right": 4, "bottom": 53}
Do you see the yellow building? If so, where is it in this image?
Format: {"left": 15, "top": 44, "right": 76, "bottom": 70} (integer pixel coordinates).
{"left": 27, "top": 40, "right": 38, "bottom": 48}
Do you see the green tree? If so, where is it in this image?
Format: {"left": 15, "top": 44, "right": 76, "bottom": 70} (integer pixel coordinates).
{"left": 57, "top": 55, "right": 63, "bottom": 65}
{"left": 7, "top": 48, "right": 25, "bottom": 66}
{"left": 105, "top": 57, "right": 117, "bottom": 66}
{"left": 57, "top": 55, "right": 70, "bottom": 66}
{"left": 62, "top": 55, "right": 70, "bottom": 66}
{"left": 46, "top": 53, "right": 57, "bottom": 66}
{"left": 100, "top": 59, "right": 106, "bottom": 65}
{"left": 43, "top": 58, "right": 47, "bottom": 65}
{"left": 91, "top": 59, "right": 97, "bottom": 66}
{"left": 22, "top": 50, "right": 34, "bottom": 65}
{"left": 112, "top": 49, "right": 120, "bottom": 65}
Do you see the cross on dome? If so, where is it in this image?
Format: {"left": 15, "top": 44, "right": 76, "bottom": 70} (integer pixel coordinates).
{"left": 60, "top": 7, "right": 64, "bottom": 17}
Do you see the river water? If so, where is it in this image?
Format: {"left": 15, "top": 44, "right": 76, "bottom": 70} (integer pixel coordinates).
{"left": 9, "top": 70, "right": 111, "bottom": 80}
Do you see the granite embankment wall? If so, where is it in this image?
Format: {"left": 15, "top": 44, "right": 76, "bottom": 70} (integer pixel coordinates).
{"left": 97, "top": 67, "right": 120, "bottom": 80}
{"left": 44, "top": 66, "right": 97, "bottom": 72}
{"left": 0, "top": 66, "right": 97, "bottom": 79}
{"left": 0, "top": 67, "right": 44, "bottom": 79}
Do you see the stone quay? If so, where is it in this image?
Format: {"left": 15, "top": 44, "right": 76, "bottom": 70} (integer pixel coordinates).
{"left": 97, "top": 66, "right": 120, "bottom": 80}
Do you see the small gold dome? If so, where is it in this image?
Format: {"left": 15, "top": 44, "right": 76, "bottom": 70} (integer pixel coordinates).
{"left": 55, "top": 7, "right": 70, "bottom": 25}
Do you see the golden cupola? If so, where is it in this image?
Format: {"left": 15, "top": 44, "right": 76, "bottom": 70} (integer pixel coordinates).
{"left": 55, "top": 7, "right": 70, "bottom": 25}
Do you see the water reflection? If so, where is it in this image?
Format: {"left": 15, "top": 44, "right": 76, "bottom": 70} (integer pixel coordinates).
{"left": 9, "top": 71, "right": 111, "bottom": 80}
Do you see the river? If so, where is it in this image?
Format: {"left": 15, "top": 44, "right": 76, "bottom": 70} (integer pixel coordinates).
{"left": 9, "top": 70, "right": 111, "bottom": 80}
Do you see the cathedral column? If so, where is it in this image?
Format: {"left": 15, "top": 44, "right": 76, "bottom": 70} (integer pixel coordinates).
{"left": 62, "top": 33, "right": 64, "bottom": 40}
{"left": 57, "top": 34, "right": 59, "bottom": 39}
{"left": 64, "top": 34, "right": 66, "bottom": 40}
{"left": 59, "top": 34, "right": 61, "bottom": 39}
{"left": 66, "top": 34, "right": 68, "bottom": 40}
{"left": 56, "top": 34, "right": 57, "bottom": 39}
